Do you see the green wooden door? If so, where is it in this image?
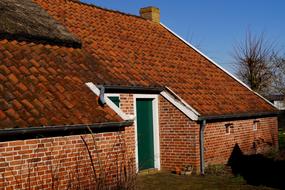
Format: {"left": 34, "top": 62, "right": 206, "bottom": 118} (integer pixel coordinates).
{"left": 136, "top": 99, "right": 155, "bottom": 170}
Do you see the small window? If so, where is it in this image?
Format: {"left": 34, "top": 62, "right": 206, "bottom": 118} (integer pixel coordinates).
{"left": 225, "top": 123, "right": 233, "bottom": 134}
{"left": 108, "top": 96, "right": 120, "bottom": 108}
{"left": 253, "top": 120, "right": 259, "bottom": 131}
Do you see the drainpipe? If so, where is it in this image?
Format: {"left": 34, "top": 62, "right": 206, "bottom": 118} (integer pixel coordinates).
{"left": 99, "top": 86, "right": 106, "bottom": 105}
{"left": 199, "top": 120, "right": 206, "bottom": 175}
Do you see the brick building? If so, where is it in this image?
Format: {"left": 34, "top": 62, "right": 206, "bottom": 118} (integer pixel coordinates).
{"left": 0, "top": 0, "right": 279, "bottom": 189}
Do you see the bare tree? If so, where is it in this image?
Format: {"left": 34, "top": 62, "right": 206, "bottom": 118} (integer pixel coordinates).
{"left": 233, "top": 31, "right": 277, "bottom": 95}
{"left": 272, "top": 56, "right": 285, "bottom": 95}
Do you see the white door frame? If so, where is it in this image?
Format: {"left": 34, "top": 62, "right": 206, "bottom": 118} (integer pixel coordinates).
{"left": 133, "top": 94, "right": 160, "bottom": 171}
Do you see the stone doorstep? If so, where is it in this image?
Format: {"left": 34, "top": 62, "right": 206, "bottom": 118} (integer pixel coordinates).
{"left": 138, "top": 168, "right": 159, "bottom": 175}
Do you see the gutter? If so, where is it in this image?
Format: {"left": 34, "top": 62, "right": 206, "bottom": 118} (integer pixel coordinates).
{"left": 0, "top": 120, "right": 133, "bottom": 142}
{"left": 198, "top": 111, "right": 279, "bottom": 122}
{"left": 98, "top": 85, "right": 165, "bottom": 94}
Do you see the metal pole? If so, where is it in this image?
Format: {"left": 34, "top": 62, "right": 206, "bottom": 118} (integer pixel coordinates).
{"left": 200, "top": 120, "right": 206, "bottom": 175}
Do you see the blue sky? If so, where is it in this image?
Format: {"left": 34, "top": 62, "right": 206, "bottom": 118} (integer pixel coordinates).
{"left": 82, "top": 0, "right": 285, "bottom": 74}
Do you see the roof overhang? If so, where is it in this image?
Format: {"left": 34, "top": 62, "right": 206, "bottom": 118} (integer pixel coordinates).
{"left": 87, "top": 83, "right": 200, "bottom": 121}
{"left": 99, "top": 85, "right": 165, "bottom": 94}
{"left": 198, "top": 111, "right": 280, "bottom": 122}
{"left": 0, "top": 121, "right": 133, "bottom": 142}
{"left": 87, "top": 83, "right": 279, "bottom": 122}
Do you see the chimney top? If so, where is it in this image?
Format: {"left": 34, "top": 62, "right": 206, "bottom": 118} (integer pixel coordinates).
{"left": 139, "top": 6, "right": 160, "bottom": 23}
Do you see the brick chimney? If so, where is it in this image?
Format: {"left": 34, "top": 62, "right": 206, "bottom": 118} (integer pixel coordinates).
{"left": 139, "top": 6, "right": 160, "bottom": 23}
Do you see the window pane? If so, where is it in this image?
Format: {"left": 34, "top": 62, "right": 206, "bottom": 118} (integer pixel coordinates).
{"left": 109, "top": 96, "right": 120, "bottom": 107}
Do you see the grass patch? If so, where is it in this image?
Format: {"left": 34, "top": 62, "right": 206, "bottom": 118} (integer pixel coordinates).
{"left": 205, "top": 164, "right": 229, "bottom": 176}
{"left": 136, "top": 172, "right": 276, "bottom": 190}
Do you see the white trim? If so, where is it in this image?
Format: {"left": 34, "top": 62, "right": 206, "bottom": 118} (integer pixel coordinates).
{"left": 133, "top": 94, "right": 160, "bottom": 171}
{"left": 85, "top": 82, "right": 134, "bottom": 120}
{"left": 160, "top": 88, "right": 200, "bottom": 121}
{"left": 161, "top": 23, "right": 276, "bottom": 109}
{"left": 225, "top": 125, "right": 231, "bottom": 135}
{"left": 253, "top": 120, "right": 259, "bottom": 131}
{"left": 225, "top": 123, "right": 233, "bottom": 135}
{"left": 105, "top": 93, "right": 120, "bottom": 97}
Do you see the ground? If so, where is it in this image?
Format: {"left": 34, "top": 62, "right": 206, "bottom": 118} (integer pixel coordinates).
{"left": 136, "top": 172, "right": 276, "bottom": 190}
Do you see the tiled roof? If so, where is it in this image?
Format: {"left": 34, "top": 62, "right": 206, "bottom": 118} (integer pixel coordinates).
{"left": 0, "top": 39, "right": 122, "bottom": 129}
{"left": 35, "top": 0, "right": 276, "bottom": 117}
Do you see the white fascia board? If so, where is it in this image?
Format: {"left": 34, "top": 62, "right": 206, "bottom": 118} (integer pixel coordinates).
{"left": 160, "top": 23, "right": 276, "bottom": 109}
{"left": 160, "top": 87, "right": 200, "bottom": 121}
{"left": 105, "top": 93, "right": 120, "bottom": 97}
{"left": 85, "top": 82, "right": 134, "bottom": 121}
{"left": 164, "top": 86, "right": 200, "bottom": 116}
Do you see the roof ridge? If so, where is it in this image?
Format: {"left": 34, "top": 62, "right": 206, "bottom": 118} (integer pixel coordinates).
{"left": 68, "top": 0, "right": 146, "bottom": 20}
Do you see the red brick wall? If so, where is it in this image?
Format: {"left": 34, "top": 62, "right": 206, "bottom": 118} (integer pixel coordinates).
{"left": 0, "top": 131, "right": 134, "bottom": 189}
{"left": 203, "top": 117, "right": 278, "bottom": 166}
{"left": 158, "top": 96, "right": 278, "bottom": 173}
{"left": 121, "top": 94, "right": 198, "bottom": 172}
{"left": 159, "top": 96, "right": 200, "bottom": 172}
{"left": 119, "top": 94, "right": 136, "bottom": 168}
{"left": 115, "top": 94, "right": 278, "bottom": 175}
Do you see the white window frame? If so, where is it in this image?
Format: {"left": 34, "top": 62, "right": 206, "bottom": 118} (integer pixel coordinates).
{"left": 225, "top": 123, "right": 233, "bottom": 135}
{"left": 253, "top": 120, "right": 259, "bottom": 131}
{"left": 133, "top": 94, "right": 160, "bottom": 171}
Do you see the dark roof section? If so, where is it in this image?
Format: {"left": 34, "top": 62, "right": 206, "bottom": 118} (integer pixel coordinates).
{"left": 0, "top": 0, "right": 81, "bottom": 48}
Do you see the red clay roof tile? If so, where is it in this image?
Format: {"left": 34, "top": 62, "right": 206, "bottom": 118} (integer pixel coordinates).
{"left": 12, "top": 99, "right": 22, "bottom": 110}
{"left": 0, "top": 38, "right": 122, "bottom": 129}
{"left": 0, "top": 110, "right": 6, "bottom": 120}
{"left": 34, "top": 0, "right": 276, "bottom": 117}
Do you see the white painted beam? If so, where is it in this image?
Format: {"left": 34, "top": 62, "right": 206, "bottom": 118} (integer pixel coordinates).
{"left": 160, "top": 88, "right": 200, "bottom": 121}
{"left": 85, "top": 82, "right": 134, "bottom": 121}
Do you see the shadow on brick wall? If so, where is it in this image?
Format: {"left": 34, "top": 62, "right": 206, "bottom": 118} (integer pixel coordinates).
{"left": 278, "top": 110, "right": 285, "bottom": 130}
{"left": 228, "top": 144, "right": 285, "bottom": 189}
